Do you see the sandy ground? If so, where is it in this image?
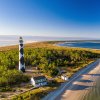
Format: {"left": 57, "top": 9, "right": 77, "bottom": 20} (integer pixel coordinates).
{"left": 43, "top": 59, "right": 100, "bottom": 100}
{"left": 56, "top": 60, "right": 100, "bottom": 100}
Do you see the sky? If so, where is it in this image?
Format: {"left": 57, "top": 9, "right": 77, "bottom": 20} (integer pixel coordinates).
{"left": 0, "top": 0, "right": 100, "bottom": 38}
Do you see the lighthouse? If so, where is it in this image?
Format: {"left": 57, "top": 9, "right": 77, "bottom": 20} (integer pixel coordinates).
{"left": 19, "top": 36, "right": 25, "bottom": 72}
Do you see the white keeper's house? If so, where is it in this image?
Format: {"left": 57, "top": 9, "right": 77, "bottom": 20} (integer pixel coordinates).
{"left": 31, "top": 76, "right": 47, "bottom": 87}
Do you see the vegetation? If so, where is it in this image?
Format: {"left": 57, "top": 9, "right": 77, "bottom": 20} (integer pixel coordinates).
{"left": 0, "top": 42, "right": 100, "bottom": 76}
{"left": 0, "top": 42, "right": 99, "bottom": 77}
{"left": 0, "top": 41, "right": 100, "bottom": 99}
{"left": 24, "top": 47, "right": 98, "bottom": 76}
{"left": 12, "top": 86, "right": 57, "bottom": 100}
{"left": 0, "top": 66, "right": 29, "bottom": 88}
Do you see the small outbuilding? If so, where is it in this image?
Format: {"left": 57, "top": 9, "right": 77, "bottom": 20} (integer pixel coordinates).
{"left": 61, "top": 74, "right": 68, "bottom": 81}
{"left": 31, "top": 76, "right": 47, "bottom": 87}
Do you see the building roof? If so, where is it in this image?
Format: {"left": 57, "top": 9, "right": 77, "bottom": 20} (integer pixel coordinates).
{"left": 61, "top": 74, "right": 68, "bottom": 77}
{"left": 32, "top": 76, "right": 46, "bottom": 81}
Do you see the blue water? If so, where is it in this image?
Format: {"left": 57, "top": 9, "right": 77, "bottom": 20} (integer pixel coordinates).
{"left": 0, "top": 35, "right": 100, "bottom": 49}
{"left": 0, "top": 35, "right": 88, "bottom": 47}
{"left": 59, "top": 42, "right": 100, "bottom": 49}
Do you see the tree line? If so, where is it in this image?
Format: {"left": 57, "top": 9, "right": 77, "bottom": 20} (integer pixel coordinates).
{"left": 0, "top": 46, "right": 99, "bottom": 78}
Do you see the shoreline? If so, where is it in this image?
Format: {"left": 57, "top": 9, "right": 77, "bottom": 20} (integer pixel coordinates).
{"left": 1, "top": 40, "right": 100, "bottom": 51}
{"left": 56, "top": 42, "right": 100, "bottom": 51}
{"left": 0, "top": 41, "right": 38, "bottom": 48}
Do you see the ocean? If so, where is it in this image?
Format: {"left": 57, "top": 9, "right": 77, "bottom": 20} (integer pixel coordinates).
{"left": 0, "top": 35, "right": 77, "bottom": 47}
{"left": 58, "top": 41, "right": 100, "bottom": 49}
{"left": 0, "top": 35, "right": 52, "bottom": 47}
{"left": 0, "top": 35, "right": 100, "bottom": 49}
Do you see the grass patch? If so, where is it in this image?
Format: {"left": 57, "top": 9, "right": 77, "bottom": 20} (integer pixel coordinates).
{"left": 12, "top": 86, "right": 56, "bottom": 100}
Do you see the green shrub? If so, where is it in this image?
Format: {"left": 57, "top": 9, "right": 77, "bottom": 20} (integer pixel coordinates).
{"left": 0, "top": 66, "right": 29, "bottom": 87}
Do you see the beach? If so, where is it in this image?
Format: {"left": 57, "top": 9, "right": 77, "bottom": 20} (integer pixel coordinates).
{"left": 57, "top": 60, "right": 100, "bottom": 100}
{"left": 43, "top": 60, "right": 100, "bottom": 100}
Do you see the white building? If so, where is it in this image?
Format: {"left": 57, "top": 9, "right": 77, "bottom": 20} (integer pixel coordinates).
{"left": 61, "top": 74, "right": 68, "bottom": 81}
{"left": 31, "top": 76, "right": 47, "bottom": 87}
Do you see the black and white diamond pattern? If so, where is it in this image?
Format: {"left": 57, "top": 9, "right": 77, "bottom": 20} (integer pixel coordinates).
{"left": 19, "top": 37, "right": 25, "bottom": 72}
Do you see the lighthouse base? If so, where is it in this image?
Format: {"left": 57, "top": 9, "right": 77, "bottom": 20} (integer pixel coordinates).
{"left": 19, "top": 67, "right": 25, "bottom": 72}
